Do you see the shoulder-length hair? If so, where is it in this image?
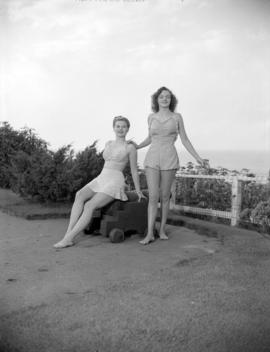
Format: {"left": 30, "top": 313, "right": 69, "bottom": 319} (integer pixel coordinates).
{"left": 151, "top": 86, "right": 178, "bottom": 112}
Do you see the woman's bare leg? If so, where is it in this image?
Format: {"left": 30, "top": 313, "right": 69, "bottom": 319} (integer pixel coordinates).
{"left": 54, "top": 193, "right": 114, "bottom": 248}
{"left": 66, "top": 186, "right": 96, "bottom": 234}
{"left": 159, "top": 169, "right": 176, "bottom": 239}
{"left": 139, "top": 167, "right": 160, "bottom": 245}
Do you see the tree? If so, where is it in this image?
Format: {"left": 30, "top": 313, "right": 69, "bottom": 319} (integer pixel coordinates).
{"left": 0, "top": 122, "right": 48, "bottom": 188}
{"left": 10, "top": 142, "right": 105, "bottom": 202}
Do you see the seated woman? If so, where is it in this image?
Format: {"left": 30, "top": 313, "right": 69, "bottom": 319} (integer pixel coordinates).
{"left": 54, "top": 116, "right": 145, "bottom": 249}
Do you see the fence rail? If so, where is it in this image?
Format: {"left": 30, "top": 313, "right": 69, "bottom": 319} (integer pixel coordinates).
{"left": 170, "top": 173, "right": 269, "bottom": 226}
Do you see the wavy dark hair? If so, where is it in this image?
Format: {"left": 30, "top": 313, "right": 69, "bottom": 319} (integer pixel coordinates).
{"left": 151, "top": 86, "right": 178, "bottom": 112}
{"left": 113, "top": 115, "right": 130, "bottom": 129}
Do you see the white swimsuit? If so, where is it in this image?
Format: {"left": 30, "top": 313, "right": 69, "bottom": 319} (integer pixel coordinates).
{"left": 86, "top": 141, "right": 129, "bottom": 201}
{"left": 144, "top": 115, "right": 180, "bottom": 170}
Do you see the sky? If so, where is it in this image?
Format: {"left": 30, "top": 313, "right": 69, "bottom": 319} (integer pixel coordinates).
{"left": 1, "top": 0, "right": 270, "bottom": 163}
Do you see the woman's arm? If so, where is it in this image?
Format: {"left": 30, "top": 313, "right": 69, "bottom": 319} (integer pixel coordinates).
{"left": 136, "top": 135, "right": 151, "bottom": 149}
{"left": 137, "top": 113, "right": 153, "bottom": 149}
{"left": 128, "top": 135, "right": 151, "bottom": 149}
{"left": 177, "top": 113, "right": 206, "bottom": 165}
{"left": 127, "top": 144, "right": 145, "bottom": 200}
{"left": 127, "top": 114, "right": 152, "bottom": 149}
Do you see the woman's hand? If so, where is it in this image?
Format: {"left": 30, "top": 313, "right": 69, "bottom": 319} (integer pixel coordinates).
{"left": 136, "top": 190, "right": 147, "bottom": 202}
{"left": 127, "top": 140, "right": 139, "bottom": 149}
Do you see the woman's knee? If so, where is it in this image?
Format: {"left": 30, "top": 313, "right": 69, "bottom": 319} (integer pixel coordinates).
{"left": 75, "top": 189, "right": 84, "bottom": 201}
{"left": 160, "top": 192, "right": 170, "bottom": 203}
{"left": 75, "top": 188, "right": 90, "bottom": 202}
{"left": 83, "top": 200, "right": 96, "bottom": 212}
{"left": 148, "top": 193, "right": 159, "bottom": 205}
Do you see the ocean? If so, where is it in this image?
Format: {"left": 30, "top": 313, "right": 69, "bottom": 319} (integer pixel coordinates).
{"left": 137, "top": 149, "right": 269, "bottom": 176}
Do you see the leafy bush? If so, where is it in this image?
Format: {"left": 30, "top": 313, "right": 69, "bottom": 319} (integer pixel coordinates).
{"left": 0, "top": 122, "right": 48, "bottom": 188}
{"left": 175, "top": 178, "right": 231, "bottom": 211}
{"left": 241, "top": 181, "right": 270, "bottom": 212}
{"left": 12, "top": 146, "right": 73, "bottom": 202}
{"left": 70, "top": 143, "right": 104, "bottom": 193}
{"left": 174, "top": 161, "right": 270, "bottom": 231}
{"left": 9, "top": 141, "right": 104, "bottom": 202}
{"left": 250, "top": 199, "right": 270, "bottom": 234}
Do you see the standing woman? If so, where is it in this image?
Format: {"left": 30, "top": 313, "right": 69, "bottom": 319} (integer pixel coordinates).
{"left": 132, "top": 87, "right": 208, "bottom": 245}
{"left": 54, "top": 116, "right": 145, "bottom": 248}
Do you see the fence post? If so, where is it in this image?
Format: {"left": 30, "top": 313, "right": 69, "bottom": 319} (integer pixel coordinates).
{"left": 231, "top": 176, "right": 242, "bottom": 226}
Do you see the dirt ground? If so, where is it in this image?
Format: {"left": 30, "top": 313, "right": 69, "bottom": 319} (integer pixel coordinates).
{"left": 1, "top": 210, "right": 270, "bottom": 352}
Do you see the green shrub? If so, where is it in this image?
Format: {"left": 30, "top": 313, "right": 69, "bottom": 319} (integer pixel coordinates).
{"left": 70, "top": 142, "right": 104, "bottom": 193}
{"left": 241, "top": 181, "right": 270, "bottom": 211}
{"left": 250, "top": 199, "right": 270, "bottom": 234}
{"left": 175, "top": 162, "right": 270, "bottom": 231}
{"left": 9, "top": 142, "right": 104, "bottom": 202}
{"left": 10, "top": 146, "right": 73, "bottom": 201}
{"left": 175, "top": 178, "right": 231, "bottom": 211}
{"left": 0, "top": 122, "right": 48, "bottom": 188}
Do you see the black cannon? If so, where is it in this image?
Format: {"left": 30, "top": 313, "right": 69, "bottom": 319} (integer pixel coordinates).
{"left": 84, "top": 190, "right": 149, "bottom": 243}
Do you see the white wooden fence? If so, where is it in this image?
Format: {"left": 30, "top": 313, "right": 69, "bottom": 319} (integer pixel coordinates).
{"left": 170, "top": 173, "right": 269, "bottom": 226}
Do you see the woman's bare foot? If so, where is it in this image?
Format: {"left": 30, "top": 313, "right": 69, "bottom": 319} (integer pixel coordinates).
{"left": 139, "top": 235, "right": 155, "bottom": 245}
{"left": 159, "top": 233, "right": 169, "bottom": 240}
{"left": 53, "top": 239, "right": 74, "bottom": 248}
